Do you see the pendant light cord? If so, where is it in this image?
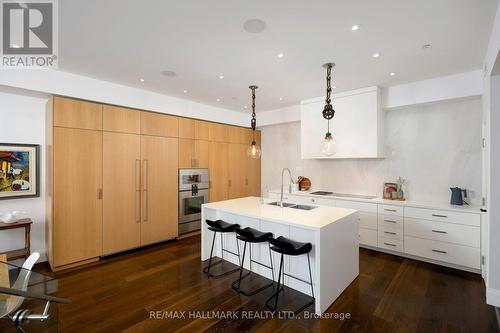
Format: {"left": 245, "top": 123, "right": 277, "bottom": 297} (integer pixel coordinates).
{"left": 250, "top": 85, "right": 258, "bottom": 142}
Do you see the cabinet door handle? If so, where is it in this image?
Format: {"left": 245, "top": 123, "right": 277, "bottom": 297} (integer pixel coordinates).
{"left": 245, "top": 178, "right": 249, "bottom": 186}
{"left": 383, "top": 242, "right": 397, "bottom": 247}
{"left": 97, "top": 188, "right": 103, "bottom": 200}
{"left": 135, "top": 159, "right": 141, "bottom": 223}
{"left": 384, "top": 231, "right": 397, "bottom": 235}
{"left": 431, "top": 229, "right": 447, "bottom": 234}
{"left": 384, "top": 219, "right": 397, "bottom": 223}
{"left": 432, "top": 214, "right": 447, "bottom": 218}
{"left": 384, "top": 208, "right": 397, "bottom": 212}
{"left": 432, "top": 249, "right": 447, "bottom": 254}
{"left": 228, "top": 179, "right": 232, "bottom": 187}
{"left": 143, "top": 159, "right": 148, "bottom": 222}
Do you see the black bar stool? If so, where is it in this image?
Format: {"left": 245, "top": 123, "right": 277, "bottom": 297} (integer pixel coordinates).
{"left": 231, "top": 227, "right": 274, "bottom": 296}
{"left": 203, "top": 219, "right": 241, "bottom": 278}
{"left": 265, "top": 236, "right": 314, "bottom": 313}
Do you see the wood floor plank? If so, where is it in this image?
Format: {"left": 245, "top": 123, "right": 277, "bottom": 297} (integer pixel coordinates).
{"left": 0, "top": 236, "right": 496, "bottom": 333}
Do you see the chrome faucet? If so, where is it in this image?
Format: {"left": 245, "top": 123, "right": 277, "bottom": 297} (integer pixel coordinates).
{"left": 280, "top": 168, "right": 295, "bottom": 207}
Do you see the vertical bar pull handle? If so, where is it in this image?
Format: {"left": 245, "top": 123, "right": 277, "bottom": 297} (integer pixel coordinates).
{"left": 143, "top": 159, "right": 148, "bottom": 222}
{"left": 135, "top": 159, "right": 141, "bottom": 223}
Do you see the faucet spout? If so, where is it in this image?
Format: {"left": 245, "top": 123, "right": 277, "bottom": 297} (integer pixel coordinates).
{"left": 280, "top": 168, "right": 295, "bottom": 208}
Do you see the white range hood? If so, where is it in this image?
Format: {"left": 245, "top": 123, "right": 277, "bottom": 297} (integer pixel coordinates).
{"left": 300, "top": 86, "right": 384, "bottom": 159}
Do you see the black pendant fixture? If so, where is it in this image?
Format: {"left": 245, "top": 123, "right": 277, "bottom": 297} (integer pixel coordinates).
{"left": 320, "top": 62, "right": 337, "bottom": 156}
{"left": 247, "top": 85, "right": 261, "bottom": 159}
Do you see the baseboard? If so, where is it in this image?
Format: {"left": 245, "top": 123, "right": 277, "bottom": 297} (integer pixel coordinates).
{"left": 486, "top": 287, "right": 500, "bottom": 308}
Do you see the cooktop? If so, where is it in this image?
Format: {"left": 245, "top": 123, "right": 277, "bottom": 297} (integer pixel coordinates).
{"left": 310, "top": 191, "right": 334, "bottom": 195}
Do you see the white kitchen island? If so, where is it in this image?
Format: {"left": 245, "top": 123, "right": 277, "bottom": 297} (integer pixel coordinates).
{"left": 201, "top": 196, "right": 359, "bottom": 314}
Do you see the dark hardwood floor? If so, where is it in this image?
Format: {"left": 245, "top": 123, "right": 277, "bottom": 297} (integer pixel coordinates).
{"left": 2, "top": 235, "right": 498, "bottom": 333}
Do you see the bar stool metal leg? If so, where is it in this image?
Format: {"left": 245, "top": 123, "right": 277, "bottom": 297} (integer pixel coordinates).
{"left": 203, "top": 231, "right": 241, "bottom": 278}
{"left": 265, "top": 252, "right": 315, "bottom": 314}
{"left": 232, "top": 240, "right": 275, "bottom": 296}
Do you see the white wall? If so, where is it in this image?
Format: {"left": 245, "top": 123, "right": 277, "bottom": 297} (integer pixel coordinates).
{"left": 0, "top": 88, "right": 48, "bottom": 261}
{"left": 261, "top": 97, "right": 483, "bottom": 205}
{"left": 483, "top": 0, "right": 500, "bottom": 309}
{"left": 258, "top": 70, "right": 483, "bottom": 126}
{"left": 0, "top": 69, "right": 248, "bottom": 126}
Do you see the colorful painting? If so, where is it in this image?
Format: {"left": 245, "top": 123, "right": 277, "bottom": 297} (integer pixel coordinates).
{"left": 0, "top": 143, "right": 40, "bottom": 199}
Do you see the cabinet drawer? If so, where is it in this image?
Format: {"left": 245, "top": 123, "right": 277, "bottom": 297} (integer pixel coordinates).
{"left": 359, "top": 212, "right": 377, "bottom": 230}
{"left": 304, "top": 196, "right": 335, "bottom": 206}
{"left": 404, "top": 236, "right": 480, "bottom": 269}
{"left": 378, "top": 228, "right": 403, "bottom": 241}
{"left": 378, "top": 237, "right": 404, "bottom": 252}
{"left": 359, "top": 228, "right": 377, "bottom": 247}
{"left": 380, "top": 204, "right": 403, "bottom": 216}
{"left": 336, "top": 200, "right": 377, "bottom": 213}
{"left": 404, "top": 218, "right": 480, "bottom": 247}
{"left": 404, "top": 207, "right": 480, "bottom": 227}
{"left": 378, "top": 214, "right": 403, "bottom": 229}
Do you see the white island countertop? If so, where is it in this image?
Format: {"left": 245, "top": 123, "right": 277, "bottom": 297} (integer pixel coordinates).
{"left": 203, "top": 196, "right": 357, "bottom": 230}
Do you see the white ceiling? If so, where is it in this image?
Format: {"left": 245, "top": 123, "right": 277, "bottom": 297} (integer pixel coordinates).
{"left": 59, "top": 0, "right": 498, "bottom": 112}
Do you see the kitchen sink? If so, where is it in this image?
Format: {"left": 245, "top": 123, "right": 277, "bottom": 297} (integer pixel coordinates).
{"left": 268, "top": 201, "right": 296, "bottom": 207}
{"left": 267, "top": 202, "right": 317, "bottom": 210}
{"left": 292, "top": 204, "right": 317, "bottom": 210}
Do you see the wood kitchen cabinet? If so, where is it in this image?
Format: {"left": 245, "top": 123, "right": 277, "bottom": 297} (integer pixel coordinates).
{"left": 208, "top": 141, "right": 229, "bottom": 202}
{"left": 47, "top": 95, "right": 261, "bottom": 270}
{"left": 53, "top": 96, "right": 103, "bottom": 130}
{"left": 52, "top": 127, "right": 103, "bottom": 268}
{"left": 103, "top": 105, "right": 141, "bottom": 134}
{"left": 140, "top": 135, "right": 179, "bottom": 245}
{"left": 178, "top": 118, "right": 195, "bottom": 139}
{"left": 102, "top": 132, "right": 141, "bottom": 255}
{"left": 140, "top": 111, "right": 179, "bottom": 137}
{"left": 228, "top": 143, "right": 248, "bottom": 199}
{"left": 179, "top": 138, "right": 209, "bottom": 168}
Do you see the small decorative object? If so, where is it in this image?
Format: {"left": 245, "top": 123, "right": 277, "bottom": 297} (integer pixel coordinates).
{"left": 383, "top": 182, "right": 397, "bottom": 199}
{"left": 0, "top": 143, "right": 40, "bottom": 200}
{"left": 383, "top": 178, "right": 407, "bottom": 201}
{"left": 396, "top": 177, "right": 407, "bottom": 200}
{"left": 298, "top": 177, "right": 311, "bottom": 191}
{"left": 0, "top": 210, "right": 26, "bottom": 223}
{"left": 319, "top": 62, "right": 337, "bottom": 156}
{"left": 246, "top": 85, "right": 262, "bottom": 159}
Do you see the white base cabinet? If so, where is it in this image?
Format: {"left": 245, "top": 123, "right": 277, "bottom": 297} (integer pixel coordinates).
{"left": 268, "top": 190, "right": 482, "bottom": 272}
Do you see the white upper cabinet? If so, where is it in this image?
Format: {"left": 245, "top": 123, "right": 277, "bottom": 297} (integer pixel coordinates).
{"left": 300, "top": 86, "right": 384, "bottom": 159}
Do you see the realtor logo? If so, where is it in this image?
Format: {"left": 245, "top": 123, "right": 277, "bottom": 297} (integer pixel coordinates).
{"left": 1, "top": 0, "right": 58, "bottom": 68}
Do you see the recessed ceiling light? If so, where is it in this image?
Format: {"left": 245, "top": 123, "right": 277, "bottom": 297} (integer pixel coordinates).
{"left": 139, "top": 78, "right": 145, "bottom": 82}
{"left": 373, "top": 53, "right": 380, "bottom": 58}
{"left": 218, "top": 75, "right": 224, "bottom": 79}
{"left": 279, "top": 97, "right": 283, "bottom": 101}
{"left": 390, "top": 72, "right": 396, "bottom": 76}
{"left": 333, "top": 85, "right": 336, "bottom": 89}
{"left": 183, "top": 89, "right": 188, "bottom": 93}
{"left": 11, "top": 43, "right": 20, "bottom": 48}
{"left": 277, "top": 52, "right": 284, "bottom": 58}
{"left": 160, "top": 70, "right": 177, "bottom": 77}
{"left": 244, "top": 106, "right": 248, "bottom": 109}
{"left": 351, "top": 25, "right": 359, "bottom": 31}
{"left": 216, "top": 98, "right": 221, "bottom": 102}
{"left": 243, "top": 19, "right": 267, "bottom": 34}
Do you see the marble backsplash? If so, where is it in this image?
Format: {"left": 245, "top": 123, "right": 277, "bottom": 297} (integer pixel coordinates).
{"left": 261, "top": 97, "right": 483, "bottom": 205}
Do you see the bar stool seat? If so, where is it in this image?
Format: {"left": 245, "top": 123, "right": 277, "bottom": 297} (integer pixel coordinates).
{"left": 236, "top": 227, "right": 273, "bottom": 243}
{"left": 232, "top": 227, "right": 275, "bottom": 296}
{"left": 266, "top": 236, "right": 315, "bottom": 313}
{"left": 269, "top": 236, "right": 312, "bottom": 256}
{"left": 206, "top": 219, "right": 239, "bottom": 233}
{"left": 203, "top": 219, "right": 241, "bottom": 278}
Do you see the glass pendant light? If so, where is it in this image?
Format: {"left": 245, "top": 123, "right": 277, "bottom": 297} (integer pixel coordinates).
{"left": 247, "top": 85, "right": 262, "bottom": 159}
{"left": 320, "top": 63, "right": 337, "bottom": 156}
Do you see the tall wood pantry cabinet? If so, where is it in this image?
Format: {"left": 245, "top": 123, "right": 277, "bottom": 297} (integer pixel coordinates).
{"left": 46, "top": 96, "right": 261, "bottom": 271}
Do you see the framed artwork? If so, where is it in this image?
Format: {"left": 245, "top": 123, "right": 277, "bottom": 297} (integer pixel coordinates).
{"left": 0, "top": 143, "right": 40, "bottom": 200}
